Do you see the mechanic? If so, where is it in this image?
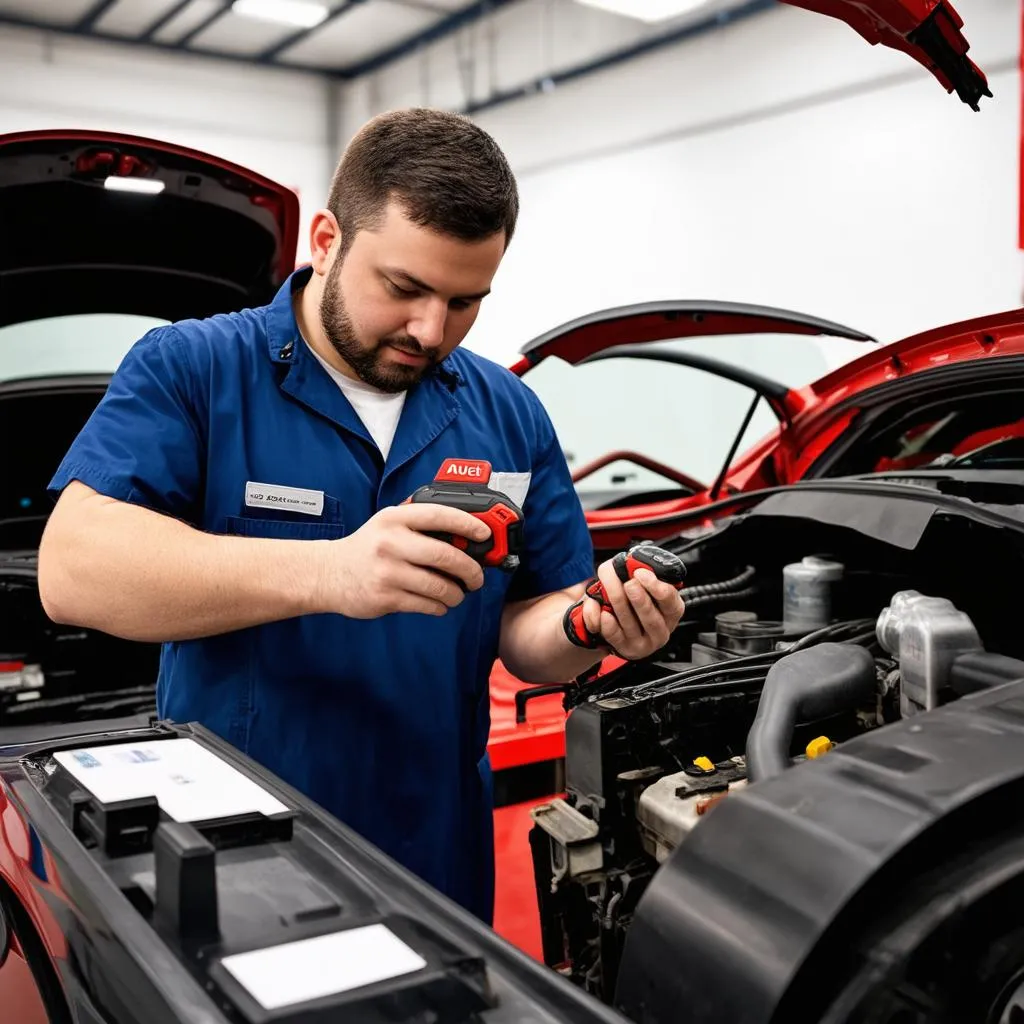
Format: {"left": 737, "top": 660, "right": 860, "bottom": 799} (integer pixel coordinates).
{"left": 36, "top": 108, "right": 685, "bottom": 924}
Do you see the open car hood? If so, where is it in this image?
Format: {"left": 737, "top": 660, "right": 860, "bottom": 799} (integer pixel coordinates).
{"left": 780, "top": 0, "right": 991, "bottom": 109}
{"left": 516, "top": 300, "right": 876, "bottom": 369}
{"left": 0, "top": 130, "right": 300, "bottom": 328}
{"left": 514, "top": 301, "right": 876, "bottom": 448}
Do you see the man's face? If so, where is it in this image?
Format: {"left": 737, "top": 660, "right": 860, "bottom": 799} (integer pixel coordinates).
{"left": 319, "top": 201, "right": 506, "bottom": 392}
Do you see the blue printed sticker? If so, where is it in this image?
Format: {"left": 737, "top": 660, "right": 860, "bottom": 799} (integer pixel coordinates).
{"left": 114, "top": 748, "right": 161, "bottom": 764}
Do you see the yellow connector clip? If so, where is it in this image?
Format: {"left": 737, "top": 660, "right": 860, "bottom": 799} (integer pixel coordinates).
{"left": 806, "top": 736, "right": 834, "bottom": 759}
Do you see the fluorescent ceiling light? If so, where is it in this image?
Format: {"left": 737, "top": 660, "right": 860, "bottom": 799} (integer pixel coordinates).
{"left": 231, "top": 0, "right": 329, "bottom": 28}
{"left": 574, "top": 0, "right": 713, "bottom": 22}
{"left": 104, "top": 176, "right": 166, "bottom": 195}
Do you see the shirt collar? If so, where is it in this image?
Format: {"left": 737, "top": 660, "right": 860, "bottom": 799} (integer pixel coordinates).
{"left": 264, "top": 265, "right": 466, "bottom": 392}
{"left": 265, "top": 265, "right": 311, "bottom": 365}
{"left": 262, "top": 267, "right": 466, "bottom": 477}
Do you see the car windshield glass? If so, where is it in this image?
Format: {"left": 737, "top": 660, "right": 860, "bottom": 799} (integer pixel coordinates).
{"left": 522, "top": 334, "right": 832, "bottom": 494}
{"left": 823, "top": 392, "right": 1024, "bottom": 476}
{"left": 0, "top": 313, "right": 168, "bottom": 382}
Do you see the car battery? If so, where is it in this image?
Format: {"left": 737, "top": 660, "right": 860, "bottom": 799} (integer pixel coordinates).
{"left": 0, "top": 717, "right": 623, "bottom": 1024}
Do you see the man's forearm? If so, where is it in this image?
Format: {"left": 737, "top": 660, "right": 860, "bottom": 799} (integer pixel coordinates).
{"left": 38, "top": 483, "right": 322, "bottom": 642}
{"left": 498, "top": 587, "right": 608, "bottom": 684}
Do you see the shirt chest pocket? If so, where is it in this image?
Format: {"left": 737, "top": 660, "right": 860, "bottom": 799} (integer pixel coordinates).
{"left": 224, "top": 492, "right": 346, "bottom": 541}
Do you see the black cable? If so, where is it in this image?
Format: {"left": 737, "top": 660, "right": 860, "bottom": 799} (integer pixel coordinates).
{"left": 601, "top": 651, "right": 781, "bottom": 702}
{"left": 681, "top": 565, "right": 756, "bottom": 600}
{"left": 598, "top": 671, "right": 772, "bottom": 705}
{"left": 683, "top": 586, "right": 759, "bottom": 610}
{"left": 608, "top": 618, "right": 876, "bottom": 701}
{"left": 651, "top": 667, "right": 778, "bottom": 700}
{"left": 651, "top": 631, "right": 879, "bottom": 701}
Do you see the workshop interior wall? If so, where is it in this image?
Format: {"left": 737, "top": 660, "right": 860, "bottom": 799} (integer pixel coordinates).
{"left": 0, "top": 24, "right": 331, "bottom": 259}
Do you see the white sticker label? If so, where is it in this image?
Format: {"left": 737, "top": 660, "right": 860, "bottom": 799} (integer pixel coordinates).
{"left": 489, "top": 471, "right": 531, "bottom": 508}
{"left": 245, "top": 481, "right": 324, "bottom": 517}
{"left": 219, "top": 924, "right": 427, "bottom": 1010}
{"left": 52, "top": 738, "right": 290, "bottom": 824}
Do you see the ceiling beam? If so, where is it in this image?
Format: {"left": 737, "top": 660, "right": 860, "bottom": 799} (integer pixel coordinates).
{"left": 75, "top": 0, "right": 119, "bottom": 30}
{"left": 463, "top": 0, "right": 775, "bottom": 115}
{"left": 341, "top": 0, "right": 521, "bottom": 77}
{"left": 258, "top": 0, "right": 373, "bottom": 62}
{"left": 0, "top": 10, "right": 349, "bottom": 76}
{"left": 2, "top": 0, "right": 774, "bottom": 102}
{"left": 138, "top": 0, "right": 196, "bottom": 42}
{"left": 176, "top": 0, "right": 233, "bottom": 46}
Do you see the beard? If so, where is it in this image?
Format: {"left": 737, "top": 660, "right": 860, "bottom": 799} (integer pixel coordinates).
{"left": 318, "top": 258, "right": 438, "bottom": 393}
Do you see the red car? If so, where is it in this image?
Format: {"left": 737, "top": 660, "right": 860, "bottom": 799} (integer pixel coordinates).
{"left": 0, "top": 0, "right": 997, "bottom": 995}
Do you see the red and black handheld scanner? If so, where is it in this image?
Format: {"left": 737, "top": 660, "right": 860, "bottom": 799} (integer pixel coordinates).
{"left": 563, "top": 543, "right": 687, "bottom": 649}
{"left": 405, "top": 459, "right": 524, "bottom": 572}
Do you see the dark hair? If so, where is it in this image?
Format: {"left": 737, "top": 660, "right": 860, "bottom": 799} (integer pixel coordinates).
{"left": 327, "top": 107, "right": 519, "bottom": 259}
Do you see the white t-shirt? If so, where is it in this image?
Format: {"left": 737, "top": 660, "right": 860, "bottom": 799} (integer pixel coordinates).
{"left": 305, "top": 340, "right": 407, "bottom": 459}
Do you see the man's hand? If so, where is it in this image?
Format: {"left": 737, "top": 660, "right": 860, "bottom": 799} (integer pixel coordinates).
{"left": 38, "top": 484, "right": 493, "bottom": 642}
{"left": 314, "top": 503, "right": 492, "bottom": 619}
{"left": 579, "top": 559, "right": 685, "bottom": 660}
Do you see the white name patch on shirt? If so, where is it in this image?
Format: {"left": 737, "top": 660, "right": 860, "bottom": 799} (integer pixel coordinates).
{"left": 489, "top": 472, "right": 532, "bottom": 508}
{"left": 245, "top": 481, "right": 324, "bottom": 516}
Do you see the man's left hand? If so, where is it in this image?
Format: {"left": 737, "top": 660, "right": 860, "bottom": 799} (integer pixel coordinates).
{"left": 580, "top": 559, "right": 685, "bottom": 660}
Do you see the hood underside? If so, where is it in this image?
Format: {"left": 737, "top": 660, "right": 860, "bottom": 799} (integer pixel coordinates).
{"left": 781, "top": 0, "right": 991, "bottom": 110}
{"left": 0, "top": 131, "right": 300, "bottom": 328}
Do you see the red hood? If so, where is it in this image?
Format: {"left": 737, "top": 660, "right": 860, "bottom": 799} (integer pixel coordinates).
{"left": 515, "top": 300, "right": 875, "bottom": 368}
{"left": 0, "top": 130, "right": 300, "bottom": 328}
{"left": 513, "top": 301, "right": 876, "bottom": 422}
{"left": 774, "top": 306, "right": 1024, "bottom": 465}
{"left": 807, "top": 306, "right": 1024, "bottom": 406}
{"left": 781, "top": 0, "right": 991, "bottom": 109}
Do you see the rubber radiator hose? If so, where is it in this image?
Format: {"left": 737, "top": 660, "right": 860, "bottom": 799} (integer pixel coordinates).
{"left": 746, "top": 642, "right": 876, "bottom": 783}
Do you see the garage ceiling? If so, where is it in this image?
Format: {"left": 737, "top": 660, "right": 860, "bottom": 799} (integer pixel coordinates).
{"left": 0, "top": 0, "right": 518, "bottom": 77}
{"left": 0, "top": 0, "right": 778, "bottom": 116}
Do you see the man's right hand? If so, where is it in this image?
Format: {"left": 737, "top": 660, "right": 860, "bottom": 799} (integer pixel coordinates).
{"left": 314, "top": 503, "right": 492, "bottom": 619}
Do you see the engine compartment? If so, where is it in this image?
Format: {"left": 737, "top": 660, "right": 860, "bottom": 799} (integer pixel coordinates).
{"left": 529, "top": 491, "right": 1024, "bottom": 1022}
{"left": 0, "top": 382, "right": 162, "bottom": 727}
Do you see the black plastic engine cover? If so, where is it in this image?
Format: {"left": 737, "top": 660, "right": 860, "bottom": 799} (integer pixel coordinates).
{"left": 614, "top": 663, "right": 1024, "bottom": 1024}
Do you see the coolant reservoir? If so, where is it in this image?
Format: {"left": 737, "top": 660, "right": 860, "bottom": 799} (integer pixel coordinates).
{"left": 782, "top": 556, "right": 844, "bottom": 632}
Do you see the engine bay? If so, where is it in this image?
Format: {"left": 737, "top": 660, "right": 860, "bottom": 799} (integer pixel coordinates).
{"left": 529, "top": 488, "right": 1024, "bottom": 1023}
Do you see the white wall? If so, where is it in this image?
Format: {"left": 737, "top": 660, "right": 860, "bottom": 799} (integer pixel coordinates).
{"left": 0, "top": 24, "right": 331, "bottom": 262}
{"left": 340, "top": 0, "right": 1021, "bottom": 374}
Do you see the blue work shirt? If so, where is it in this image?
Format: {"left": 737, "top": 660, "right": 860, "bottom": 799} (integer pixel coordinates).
{"left": 48, "top": 268, "right": 594, "bottom": 922}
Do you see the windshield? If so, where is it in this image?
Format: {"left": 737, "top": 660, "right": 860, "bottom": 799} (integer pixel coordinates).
{"left": 0, "top": 313, "right": 168, "bottom": 382}
{"left": 523, "top": 334, "right": 830, "bottom": 493}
